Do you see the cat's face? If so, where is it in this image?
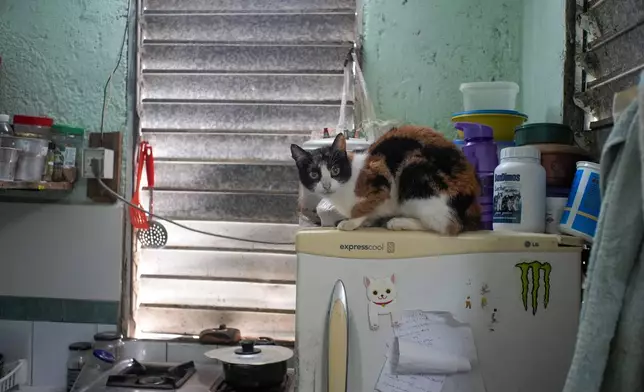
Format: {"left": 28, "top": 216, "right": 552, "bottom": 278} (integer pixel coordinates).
{"left": 364, "top": 275, "right": 397, "bottom": 303}
{"left": 290, "top": 134, "right": 352, "bottom": 196}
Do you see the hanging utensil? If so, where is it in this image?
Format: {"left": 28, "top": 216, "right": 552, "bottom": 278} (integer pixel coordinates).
{"left": 129, "top": 141, "right": 149, "bottom": 229}
{"left": 327, "top": 279, "right": 349, "bottom": 392}
{"left": 137, "top": 143, "right": 168, "bottom": 248}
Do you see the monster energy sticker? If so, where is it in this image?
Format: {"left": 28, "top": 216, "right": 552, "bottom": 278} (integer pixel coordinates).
{"left": 516, "top": 261, "right": 552, "bottom": 315}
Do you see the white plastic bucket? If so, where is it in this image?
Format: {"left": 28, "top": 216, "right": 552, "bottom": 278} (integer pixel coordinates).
{"left": 559, "top": 161, "right": 601, "bottom": 242}
{"left": 459, "top": 81, "right": 520, "bottom": 111}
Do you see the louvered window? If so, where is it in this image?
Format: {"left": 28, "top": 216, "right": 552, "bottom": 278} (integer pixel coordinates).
{"left": 571, "top": 0, "right": 644, "bottom": 153}
{"left": 131, "top": 0, "right": 356, "bottom": 341}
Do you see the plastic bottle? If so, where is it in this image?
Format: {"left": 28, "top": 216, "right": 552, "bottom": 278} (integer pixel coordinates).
{"left": 455, "top": 122, "right": 498, "bottom": 230}
{"left": 0, "top": 114, "right": 13, "bottom": 135}
{"left": 493, "top": 146, "right": 546, "bottom": 233}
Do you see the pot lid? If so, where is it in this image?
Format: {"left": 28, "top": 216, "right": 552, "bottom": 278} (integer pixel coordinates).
{"left": 204, "top": 340, "right": 293, "bottom": 365}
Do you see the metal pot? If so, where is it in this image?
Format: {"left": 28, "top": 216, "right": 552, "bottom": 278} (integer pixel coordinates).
{"left": 206, "top": 338, "right": 293, "bottom": 390}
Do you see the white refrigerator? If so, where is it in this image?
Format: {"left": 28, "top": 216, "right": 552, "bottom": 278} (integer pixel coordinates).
{"left": 295, "top": 229, "right": 582, "bottom": 392}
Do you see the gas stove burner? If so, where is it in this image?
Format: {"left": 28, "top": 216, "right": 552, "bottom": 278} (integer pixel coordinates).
{"left": 106, "top": 360, "right": 197, "bottom": 390}
{"left": 137, "top": 376, "right": 168, "bottom": 386}
{"left": 213, "top": 369, "right": 294, "bottom": 392}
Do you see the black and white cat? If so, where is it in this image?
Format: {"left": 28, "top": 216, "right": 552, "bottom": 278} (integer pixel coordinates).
{"left": 290, "top": 125, "right": 481, "bottom": 235}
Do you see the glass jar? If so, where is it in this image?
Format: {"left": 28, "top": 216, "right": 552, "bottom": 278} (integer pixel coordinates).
{"left": 51, "top": 124, "right": 85, "bottom": 183}
{"left": 93, "top": 332, "right": 124, "bottom": 360}
{"left": 67, "top": 342, "right": 92, "bottom": 392}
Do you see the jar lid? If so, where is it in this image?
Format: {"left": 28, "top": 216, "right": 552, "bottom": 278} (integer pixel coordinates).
{"left": 13, "top": 115, "right": 54, "bottom": 127}
{"left": 500, "top": 146, "right": 540, "bottom": 160}
{"left": 69, "top": 342, "right": 92, "bottom": 351}
{"left": 514, "top": 123, "right": 574, "bottom": 146}
{"left": 52, "top": 124, "right": 85, "bottom": 136}
{"left": 94, "top": 332, "right": 123, "bottom": 341}
{"left": 0, "top": 114, "right": 10, "bottom": 122}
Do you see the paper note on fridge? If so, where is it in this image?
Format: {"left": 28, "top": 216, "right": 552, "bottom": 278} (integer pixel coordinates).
{"left": 375, "top": 311, "right": 482, "bottom": 392}
{"left": 393, "top": 338, "right": 471, "bottom": 375}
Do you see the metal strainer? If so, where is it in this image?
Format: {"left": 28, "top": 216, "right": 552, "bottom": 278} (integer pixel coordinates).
{"left": 136, "top": 143, "right": 168, "bottom": 248}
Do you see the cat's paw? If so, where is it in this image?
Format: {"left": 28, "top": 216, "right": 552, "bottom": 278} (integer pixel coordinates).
{"left": 337, "top": 218, "right": 363, "bottom": 231}
{"left": 386, "top": 217, "right": 424, "bottom": 231}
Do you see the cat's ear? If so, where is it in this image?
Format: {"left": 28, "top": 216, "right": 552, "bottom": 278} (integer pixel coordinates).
{"left": 364, "top": 276, "right": 371, "bottom": 287}
{"left": 390, "top": 274, "right": 396, "bottom": 284}
{"left": 290, "top": 144, "right": 310, "bottom": 161}
{"left": 332, "top": 133, "right": 346, "bottom": 152}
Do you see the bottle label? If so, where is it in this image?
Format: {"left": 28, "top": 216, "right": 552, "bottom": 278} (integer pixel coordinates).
{"left": 493, "top": 173, "right": 522, "bottom": 224}
{"left": 571, "top": 171, "right": 601, "bottom": 235}
{"left": 63, "top": 147, "right": 77, "bottom": 168}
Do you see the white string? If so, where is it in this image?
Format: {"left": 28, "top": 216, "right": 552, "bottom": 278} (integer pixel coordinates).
{"left": 95, "top": 177, "right": 296, "bottom": 246}
{"left": 335, "top": 59, "right": 352, "bottom": 133}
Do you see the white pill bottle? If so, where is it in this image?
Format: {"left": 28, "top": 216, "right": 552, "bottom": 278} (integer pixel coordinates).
{"left": 492, "top": 146, "right": 546, "bottom": 233}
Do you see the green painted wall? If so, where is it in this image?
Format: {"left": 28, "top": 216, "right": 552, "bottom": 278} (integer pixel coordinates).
{"left": 0, "top": 0, "right": 128, "bottom": 132}
{"left": 0, "top": 0, "right": 130, "bottom": 201}
{"left": 361, "top": 0, "right": 523, "bottom": 138}
{"left": 521, "top": 0, "right": 566, "bottom": 123}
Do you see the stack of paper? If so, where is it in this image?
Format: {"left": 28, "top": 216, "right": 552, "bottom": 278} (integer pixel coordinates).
{"left": 375, "top": 311, "right": 486, "bottom": 392}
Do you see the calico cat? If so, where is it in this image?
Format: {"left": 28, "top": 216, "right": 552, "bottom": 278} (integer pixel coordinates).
{"left": 290, "top": 125, "right": 481, "bottom": 235}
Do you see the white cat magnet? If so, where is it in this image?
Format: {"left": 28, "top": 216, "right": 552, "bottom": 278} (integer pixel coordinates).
{"left": 364, "top": 274, "right": 401, "bottom": 330}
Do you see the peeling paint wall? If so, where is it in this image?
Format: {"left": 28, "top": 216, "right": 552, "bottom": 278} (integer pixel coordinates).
{"left": 0, "top": 0, "right": 128, "bottom": 134}
{"left": 521, "top": 0, "right": 566, "bottom": 123}
{"left": 361, "top": 0, "right": 523, "bottom": 137}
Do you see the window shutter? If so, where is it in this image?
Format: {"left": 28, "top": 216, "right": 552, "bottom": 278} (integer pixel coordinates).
{"left": 133, "top": 0, "right": 356, "bottom": 341}
{"left": 572, "top": 0, "right": 644, "bottom": 148}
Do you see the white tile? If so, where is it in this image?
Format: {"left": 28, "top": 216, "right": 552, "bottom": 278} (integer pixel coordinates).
{"left": 96, "top": 324, "right": 117, "bottom": 333}
{"left": 166, "top": 343, "right": 219, "bottom": 364}
{"left": 0, "top": 204, "right": 123, "bottom": 301}
{"left": 32, "top": 322, "right": 96, "bottom": 388}
{"left": 122, "top": 341, "right": 166, "bottom": 362}
{"left": 0, "top": 320, "right": 33, "bottom": 384}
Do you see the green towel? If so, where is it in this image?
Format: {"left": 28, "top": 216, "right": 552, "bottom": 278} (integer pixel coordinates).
{"left": 563, "top": 77, "right": 644, "bottom": 392}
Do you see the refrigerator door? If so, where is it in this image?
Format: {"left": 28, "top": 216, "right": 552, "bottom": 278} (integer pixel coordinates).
{"left": 296, "top": 230, "right": 582, "bottom": 392}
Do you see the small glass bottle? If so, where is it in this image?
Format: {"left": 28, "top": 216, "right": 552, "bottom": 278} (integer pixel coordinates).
{"left": 67, "top": 342, "right": 92, "bottom": 392}
{"left": 43, "top": 142, "right": 56, "bottom": 182}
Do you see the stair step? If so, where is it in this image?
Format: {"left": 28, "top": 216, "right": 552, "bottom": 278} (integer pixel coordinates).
{"left": 142, "top": 13, "right": 355, "bottom": 44}
{"left": 142, "top": 73, "right": 349, "bottom": 103}
{"left": 143, "top": 0, "right": 355, "bottom": 13}
{"left": 141, "top": 44, "right": 353, "bottom": 73}
{"left": 144, "top": 132, "right": 309, "bottom": 161}
{"left": 154, "top": 161, "right": 299, "bottom": 192}
{"left": 141, "top": 190, "right": 298, "bottom": 223}
{"left": 140, "top": 248, "right": 296, "bottom": 282}
{"left": 142, "top": 220, "right": 297, "bottom": 251}
{"left": 141, "top": 102, "right": 350, "bottom": 133}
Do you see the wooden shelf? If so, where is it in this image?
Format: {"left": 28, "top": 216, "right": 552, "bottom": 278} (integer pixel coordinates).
{"left": 0, "top": 181, "right": 73, "bottom": 190}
